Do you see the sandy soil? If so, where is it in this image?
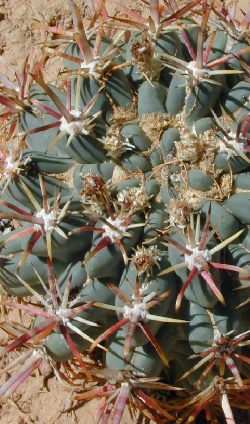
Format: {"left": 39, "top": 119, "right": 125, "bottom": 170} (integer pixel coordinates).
{"left": 0, "top": 0, "right": 249, "bottom": 423}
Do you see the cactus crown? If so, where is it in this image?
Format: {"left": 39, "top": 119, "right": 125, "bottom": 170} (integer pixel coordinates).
{"left": 1, "top": 0, "right": 250, "bottom": 422}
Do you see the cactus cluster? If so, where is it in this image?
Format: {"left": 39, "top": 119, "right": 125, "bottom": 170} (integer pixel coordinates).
{"left": 1, "top": 0, "right": 250, "bottom": 422}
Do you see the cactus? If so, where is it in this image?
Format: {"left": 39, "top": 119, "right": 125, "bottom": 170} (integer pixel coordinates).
{"left": 1, "top": 0, "right": 250, "bottom": 422}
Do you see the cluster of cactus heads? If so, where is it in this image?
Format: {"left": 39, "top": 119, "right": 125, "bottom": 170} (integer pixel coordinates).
{"left": 1, "top": 0, "right": 250, "bottom": 422}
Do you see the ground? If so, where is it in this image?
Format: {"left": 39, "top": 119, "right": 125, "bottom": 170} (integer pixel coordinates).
{"left": 0, "top": 0, "right": 249, "bottom": 423}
